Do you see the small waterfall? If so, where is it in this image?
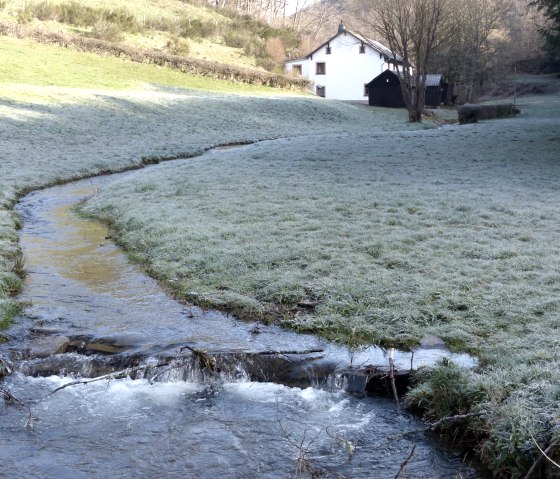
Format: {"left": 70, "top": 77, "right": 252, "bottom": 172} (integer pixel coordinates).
{"left": 0, "top": 168, "right": 481, "bottom": 479}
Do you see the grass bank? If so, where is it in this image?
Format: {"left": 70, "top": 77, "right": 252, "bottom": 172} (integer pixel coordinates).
{"left": 0, "top": 34, "right": 418, "bottom": 332}
{"left": 81, "top": 94, "right": 560, "bottom": 476}
{"left": 0, "top": 33, "right": 307, "bottom": 93}
{"left": 0, "top": 0, "right": 301, "bottom": 71}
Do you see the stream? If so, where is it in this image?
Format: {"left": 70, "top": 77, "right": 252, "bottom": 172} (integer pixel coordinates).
{"left": 0, "top": 157, "right": 481, "bottom": 478}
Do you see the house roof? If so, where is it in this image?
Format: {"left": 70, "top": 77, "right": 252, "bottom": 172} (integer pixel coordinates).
{"left": 284, "top": 57, "right": 307, "bottom": 64}
{"left": 288, "top": 26, "right": 401, "bottom": 63}
{"left": 351, "top": 32, "right": 402, "bottom": 61}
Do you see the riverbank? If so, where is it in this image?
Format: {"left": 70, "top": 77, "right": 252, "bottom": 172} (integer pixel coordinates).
{"left": 2, "top": 69, "right": 559, "bottom": 476}
{"left": 0, "top": 77, "right": 420, "bottom": 329}
{"left": 80, "top": 93, "right": 560, "bottom": 477}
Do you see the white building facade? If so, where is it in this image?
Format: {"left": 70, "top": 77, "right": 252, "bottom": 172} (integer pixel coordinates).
{"left": 284, "top": 23, "right": 400, "bottom": 102}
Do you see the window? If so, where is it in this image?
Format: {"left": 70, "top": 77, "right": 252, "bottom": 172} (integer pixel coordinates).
{"left": 316, "top": 62, "right": 326, "bottom": 75}
{"left": 364, "top": 84, "right": 369, "bottom": 96}
{"left": 326, "top": 45, "right": 331, "bottom": 54}
{"left": 292, "top": 64, "right": 302, "bottom": 76}
{"left": 316, "top": 86, "right": 325, "bottom": 97}
{"left": 359, "top": 44, "right": 365, "bottom": 54}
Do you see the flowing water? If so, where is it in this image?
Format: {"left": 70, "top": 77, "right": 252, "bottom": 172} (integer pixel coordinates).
{"left": 0, "top": 161, "right": 481, "bottom": 478}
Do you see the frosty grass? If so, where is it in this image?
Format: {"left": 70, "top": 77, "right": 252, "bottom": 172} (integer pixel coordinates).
{"left": 2, "top": 82, "right": 560, "bottom": 474}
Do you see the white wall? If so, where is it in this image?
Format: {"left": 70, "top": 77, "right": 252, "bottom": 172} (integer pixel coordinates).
{"left": 285, "top": 59, "right": 310, "bottom": 79}
{"left": 309, "top": 34, "right": 386, "bottom": 101}
{"left": 285, "top": 32, "right": 399, "bottom": 101}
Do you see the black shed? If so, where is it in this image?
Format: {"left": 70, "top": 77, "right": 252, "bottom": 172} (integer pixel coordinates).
{"left": 424, "top": 74, "right": 445, "bottom": 107}
{"left": 366, "top": 71, "right": 445, "bottom": 108}
{"left": 366, "top": 70, "right": 405, "bottom": 108}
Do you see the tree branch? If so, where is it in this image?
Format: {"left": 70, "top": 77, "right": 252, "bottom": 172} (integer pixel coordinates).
{"left": 394, "top": 445, "right": 416, "bottom": 479}
{"left": 428, "top": 411, "right": 487, "bottom": 430}
{"left": 524, "top": 434, "right": 560, "bottom": 478}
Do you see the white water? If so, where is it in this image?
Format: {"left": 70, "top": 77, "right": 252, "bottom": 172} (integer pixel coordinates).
{"left": 1, "top": 373, "right": 477, "bottom": 478}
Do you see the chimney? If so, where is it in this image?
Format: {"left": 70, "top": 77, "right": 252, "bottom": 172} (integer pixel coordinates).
{"left": 338, "top": 20, "right": 345, "bottom": 34}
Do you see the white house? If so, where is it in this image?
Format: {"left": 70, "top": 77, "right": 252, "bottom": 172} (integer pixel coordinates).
{"left": 284, "top": 22, "right": 401, "bottom": 101}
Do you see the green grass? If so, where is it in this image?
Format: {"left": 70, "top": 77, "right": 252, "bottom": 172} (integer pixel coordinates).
{"left": 0, "top": 36, "right": 289, "bottom": 95}
{"left": 0, "top": 0, "right": 298, "bottom": 70}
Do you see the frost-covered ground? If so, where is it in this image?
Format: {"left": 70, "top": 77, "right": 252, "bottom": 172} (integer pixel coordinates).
{"left": 82, "top": 94, "right": 560, "bottom": 476}
{"left": 0, "top": 84, "right": 419, "bottom": 326}
{"left": 2, "top": 81, "right": 560, "bottom": 476}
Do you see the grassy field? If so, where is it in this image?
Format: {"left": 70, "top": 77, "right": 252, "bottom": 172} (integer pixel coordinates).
{"left": 1, "top": 28, "right": 560, "bottom": 475}
{"left": 0, "top": 36, "right": 287, "bottom": 94}
{"left": 80, "top": 94, "right": 560, "bottom": 476}
{"left": 0, "top": 32, "right": 420, "bottom": 333}
{"left": 0, "top": 0, "right": 267, "bottom": 69}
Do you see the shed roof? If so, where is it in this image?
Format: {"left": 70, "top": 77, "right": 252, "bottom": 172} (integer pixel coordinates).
{"left": 425, "top": 74, "right": 443, "bottom": 87}
{"left": 367, "top": 70, "right": 443, "bottom": 87}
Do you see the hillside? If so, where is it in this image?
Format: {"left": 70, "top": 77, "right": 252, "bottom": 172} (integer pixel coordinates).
{"left": 0, "top": 0, "right": 301, "bottom": 76}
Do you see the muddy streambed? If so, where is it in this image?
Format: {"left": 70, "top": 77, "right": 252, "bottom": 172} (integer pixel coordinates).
{"left": 1, "top": 157, "right": 480, "bottom": 478}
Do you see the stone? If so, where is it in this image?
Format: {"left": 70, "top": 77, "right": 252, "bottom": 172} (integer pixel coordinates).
{"left": 29, "top": 335, "right": 69, "bottom": 358}
{"left": 418, "top": 334, "right": 447, "bottom": 349}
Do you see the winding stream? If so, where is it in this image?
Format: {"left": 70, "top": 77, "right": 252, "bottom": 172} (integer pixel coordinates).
{"left": 1, "top": 157, "right": 480, "bottom": 478}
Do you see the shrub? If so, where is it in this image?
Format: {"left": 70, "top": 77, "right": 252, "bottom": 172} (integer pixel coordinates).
{"left": 91, "top": 20, "right": 124, "bottom": 42}
{"left": 102, "top": 8, "right": 139, "bottom": 33}
{"left": 222, "top": 30, "right": 249, "bottom": 49}
{"left": 179, "top": 18, "right": 216, "bottom": 40}
{"left": 266, "top": 37, "right": 285, "bottom": 62}
{"left": 166, "top": 37, "right": 191, "bottom": 57}
{"left": 17, "top": 1, "right": 141, "bottom": 33}
{"left": 458, "top": 103, "right": 520, "bottom": 124}
{"left": 17, "top": 4, "right": 35, "bottom": 24}
{"left": 256, "top": 56, "right": 279, "bottom": 73}
{"left": 243, "top": 36, "right": 267, "bottom": 58}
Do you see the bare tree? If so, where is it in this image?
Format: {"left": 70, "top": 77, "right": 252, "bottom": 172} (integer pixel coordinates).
{"left": 434, "top": 0, "right": 512, "bottom": 102}
{"left": 291, "top": 0, "right": 345, "bottom": 40}
{"left": 365, "top": 0, "right": 454, "bottom": 122}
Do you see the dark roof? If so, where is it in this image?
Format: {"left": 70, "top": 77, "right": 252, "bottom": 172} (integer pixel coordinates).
{"left": 367, "top": 70, "right": 443, "bottom": 87}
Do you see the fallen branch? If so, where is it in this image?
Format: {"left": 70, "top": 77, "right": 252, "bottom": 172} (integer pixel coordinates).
{"left": 254, "top": 349, "right": 324, "bottom": 356}
{"left": 47, "top": 364, "right": 154, "bottom": 396}
{"left": 385, "top": 428, "right": 426, "bottom": 440}
{"left": 326, "top": 426, "right": 356, "bottom": 459}
{"left": 1, "top": 387, "right": 38, "bottom": 430}
{"left": 389, "top": 348, "right": 399, "bottom": 409}
{"left": 394, "top": 445, "right": 416, "bottom": 479}
{"left": 149, "top": 364, "right": 179, "bottom": 384}
{"left": 387, "top": 411, "right": 488, "bottom": 441}
{"left": 179, "top": 344, "right": 219, "bottom": 373}
{"left": 524, "top": 435, "right": 560, "bottom": 479}
{"left": 1, "top": 387, "right": 29, "bottom": 409}
{"left": 427, "top": 411, "right": 487, "bottom": 430}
